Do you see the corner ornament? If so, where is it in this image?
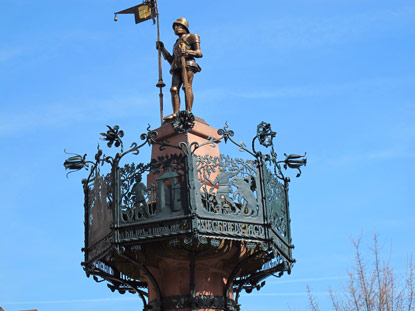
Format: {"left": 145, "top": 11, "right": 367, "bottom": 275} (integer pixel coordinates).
{"left": 171, "top": 111, "right": 195, "bottom": 134}
{"left": 256, "top": 121, "right": 276, "bottom": 148}
{"left": 217, "top": 121, "right": 307, "bottom": 181}
{"left": 100, "top": 125, "right": 125, "bottom": 152}
{"left": 63, "top": 150, "right": 98, "bottom": 177}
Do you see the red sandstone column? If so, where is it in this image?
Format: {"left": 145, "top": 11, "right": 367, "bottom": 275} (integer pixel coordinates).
{"left": 142, "top": 117, "right": 243, "bottom": 311}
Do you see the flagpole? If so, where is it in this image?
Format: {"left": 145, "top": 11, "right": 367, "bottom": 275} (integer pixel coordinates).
{"left": 154, "top": 0, "right": 165, "bottom": 125}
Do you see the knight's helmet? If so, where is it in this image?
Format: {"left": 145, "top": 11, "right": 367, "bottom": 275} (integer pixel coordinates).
{"left": 172, "top": 17, "right": 189, "bottom": 33}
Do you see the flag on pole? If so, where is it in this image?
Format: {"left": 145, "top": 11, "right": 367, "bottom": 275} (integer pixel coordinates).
{"left": 114, "top": 1, "right": 155, "bottom": 24}
{"left": 114, "top": 0, "right": 164, "bottom": 124}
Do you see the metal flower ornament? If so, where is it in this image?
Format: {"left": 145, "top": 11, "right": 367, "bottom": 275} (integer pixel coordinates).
{"left": 100, "top": 125, "right": 125, "bottom": 151}
{"left": 63, "top": 151, "right": 90, "bottom": 177}
{"left": 282, "top": 154, "right": 307, "bottom": 178}
{"left": 64, "top": 124, "right": 158, "bottom": 181}
{"left": 171, "top": 110, "right": 195, "bottom": 133}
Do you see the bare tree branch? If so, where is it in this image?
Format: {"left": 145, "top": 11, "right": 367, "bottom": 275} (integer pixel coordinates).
{"left": 307, "top": 234, "right": 414, "bottom": 311}
{"left": 307, "top": 285, "right": 320, "bottom": 311}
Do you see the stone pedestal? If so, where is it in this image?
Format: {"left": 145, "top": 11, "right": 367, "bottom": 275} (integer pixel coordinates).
{"left": 147, "top": 116, "right": 221, "bottom": 187}
{"left": 143, "top": 117, "right": 241, "bottom": 311}
{"left": 142, "top": 241, "right": 246, "bottom": 311}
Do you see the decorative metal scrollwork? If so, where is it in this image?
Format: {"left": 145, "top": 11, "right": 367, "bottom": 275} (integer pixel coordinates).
{"left": 217, "top": 122, "right": 235, "bottom": 143}
{"left": 140, "top": 124, "right": 158, "bottom": 145}
{"left": 117, "top": 154, "right": 189, "bottom": 223}
{"left": 217, "top": 121, "right": 307, "bottom": 181}
{"left": 196, "top": 155, "right": 260, "bottom": 217}
{"left": 120, "top": 163, "right": 152, "bottom": 222}
{"left": 150, "top": 153, "right": 186, "bottom": 175}
{"left": 263, "top": 167, "right": 288, "bottom": 237}
{"left": 145, "top": 295, "right": 239, "bottom": 311}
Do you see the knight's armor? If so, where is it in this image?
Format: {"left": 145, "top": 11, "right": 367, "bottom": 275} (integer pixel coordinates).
{"left": 169, "top": 34, "right": 202, "bottom": 73}
{"left": 157, "top": 17, "right": 203, "bottom": 114}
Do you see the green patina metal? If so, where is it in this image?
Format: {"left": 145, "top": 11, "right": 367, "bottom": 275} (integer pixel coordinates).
{"left": 64, "top": 112, "right": 306, "bottom": 310}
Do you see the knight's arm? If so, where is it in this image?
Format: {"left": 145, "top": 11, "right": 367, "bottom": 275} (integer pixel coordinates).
{"left": 186, "top": 34, "right": 203, "bottom": 58}
{"left": 162, "top": 50, "right": 174, "bottom": 64}
{"left": 156, "top": 41, "right": 174, "bottom": 64}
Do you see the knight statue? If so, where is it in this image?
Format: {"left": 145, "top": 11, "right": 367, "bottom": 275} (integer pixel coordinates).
{"left": 156, "top": 17, "right": 202, "bottom": 114}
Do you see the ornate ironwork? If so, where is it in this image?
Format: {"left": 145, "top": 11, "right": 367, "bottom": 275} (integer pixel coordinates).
{"left": 63, "top": 150, "right": 91, "bottom": 177}
{"left": 217, "top": 122, "right": 234, "bottom": 144}
{"left": 256, "top": 121, "right": 276, "bottom": 148}
{"left": 264, "top": 168, "right": 288, "bottom": 238}
{"left": 196, "top": 155, "right": 260, "bottom": 218}
{"left": 171, "top": 110, "right": 195, "bottom": 133}
{"left": 145, "top": 295, "right": 239, "bottom": 311}
{"left": 100, "top": 125, "right": 125, "bottom": 151}
{"left": 65, "top": 117, "right": 306, "bottom": 311}
{"left": 281, "top": 153, "right": 307, "bottom": 177}
{"left": 119, "top": 162, "right": 152, "bottom": 222}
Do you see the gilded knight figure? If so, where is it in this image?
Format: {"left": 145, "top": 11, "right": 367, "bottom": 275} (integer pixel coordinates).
{"left": 156, "top": 17, "right": 202, "bottom": 114}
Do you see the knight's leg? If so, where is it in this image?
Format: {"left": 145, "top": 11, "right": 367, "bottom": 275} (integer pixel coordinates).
{"left": 183, "top": 71, "right": 194, "bottom": 112}
{"left": 171, "top": 72, "right": 182, "bottom": 113}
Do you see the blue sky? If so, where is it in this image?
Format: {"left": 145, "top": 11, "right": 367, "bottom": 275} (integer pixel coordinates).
{"left": 0, "top": 0, "right": 414, "bottom": 310}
